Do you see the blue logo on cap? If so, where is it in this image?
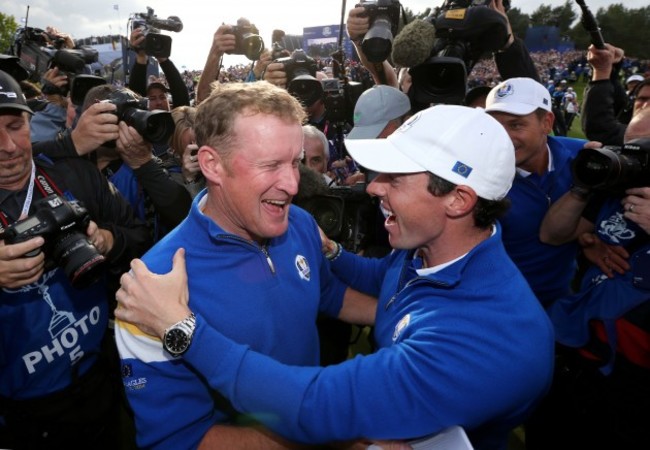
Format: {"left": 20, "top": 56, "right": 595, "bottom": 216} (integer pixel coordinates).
{"left": 452, "top": 161, "right": 473, "bottom": 178}
{"left": 495, "top": 83, "right": 514, "bottom": 98}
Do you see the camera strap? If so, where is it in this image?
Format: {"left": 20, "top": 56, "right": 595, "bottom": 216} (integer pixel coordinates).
{"left": 0, "top": 164, "right": 64, "bottom": 231}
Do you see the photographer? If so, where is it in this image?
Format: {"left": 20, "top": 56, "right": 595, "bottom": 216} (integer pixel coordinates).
{"left": 536, "top": 107, "right": 650, "bottom": 449}
{"left": 0, "top": 70, "right": 151, "bottom": 448}
{"left": 195, "top": 21, "right": 273, "bottom": 105}
{"left": 346, "top": 4, "right": 399, "bottom": 88}
{"left": 81, "top": 85, "right": 192, "bottom": 243}
{"left": 582, "top": 42, "right": 650, "bottom": 146}
{"left": 127, "top": 26, "right": 190, "bottom": 113}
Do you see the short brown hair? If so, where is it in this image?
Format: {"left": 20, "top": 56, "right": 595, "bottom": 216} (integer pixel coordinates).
{"left": 194, "top": 81, "right": 306, "bottom": 160}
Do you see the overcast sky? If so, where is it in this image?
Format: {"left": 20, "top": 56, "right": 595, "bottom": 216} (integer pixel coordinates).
{"left": 1, "top": 1, "right": 644, "bottom": 70}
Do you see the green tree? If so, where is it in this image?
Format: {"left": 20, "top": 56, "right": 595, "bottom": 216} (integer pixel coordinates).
{"left": 552, "top": 0, "right": 577, "bottom": 34}
{"left": 507, "top": 7, "right": 531, "bottom": 40}
{"left": 0, "top": 13, "right": 19, "bottom": 54}
{"left": 530, "top": 5, "right": 554, "bottom": 27}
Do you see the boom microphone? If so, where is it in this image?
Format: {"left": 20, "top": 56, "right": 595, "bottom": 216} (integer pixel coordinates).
{"left": 391, "top": 19, "right": 436, "bottom": 68}
{"left": 575, "top": 0, "right": 605, "bottom": 49}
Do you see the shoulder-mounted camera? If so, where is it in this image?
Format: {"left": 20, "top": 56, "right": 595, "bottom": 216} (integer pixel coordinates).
{"left": 131, "top": 7, "right": 183, "bottom": 58}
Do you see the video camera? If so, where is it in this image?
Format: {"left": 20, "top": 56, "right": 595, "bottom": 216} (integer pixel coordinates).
{"left": 100, "top": 88, "right": 175, "bottom": 144}
{"left": 0, "top": 195, "right": 106, "bottom": 289}
{"left": 131, "top": 7, "right": 183, "bottom": 58}
{"left": 322, "top": 78, "right": 364, "bottom": 125}
{"left": 48, "top": 47, "right": 105, "bottom": 105}
{"left": 572, "top": 138, "right": 650, "bottom": 193}
{"left": 356, "top": 0, "right": 402, "bottom": 63}
{"left": 11, "top": 25, "right": 104, "bottom": 102}
{"left": 297, "top": 184, "right": 382, "bottom": 254}
{"left": 410, "top": 0, "right": 510, "bottom": 106}
{"left": 227, "top": 18, "right": 265, "bottom": 61}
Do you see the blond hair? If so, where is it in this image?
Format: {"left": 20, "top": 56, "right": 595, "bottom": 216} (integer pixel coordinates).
{"left": 194, "top": 81, "right": 306, "bottom": 160}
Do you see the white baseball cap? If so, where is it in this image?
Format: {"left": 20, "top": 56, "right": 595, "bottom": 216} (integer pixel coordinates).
{"left": 347, "top": 85, "right": 411, "bottom": 140}
{"left": 344, "top": 105, "right": 515, "bottom": 200}
{"left": 485, "top": 77, "right": 552, "bottom": 116}
{"left": 626, "top": 74, "right": 644, "bottom": 84}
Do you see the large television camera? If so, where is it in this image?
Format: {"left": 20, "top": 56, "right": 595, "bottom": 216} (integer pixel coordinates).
{"left": 131, "top": 7, "right": 183, "bottom": 58}
{"left": 0, "top": 195, "right": 106, "bottom": 289}
{"left": 572, "top": 138, "right": 650, "bottom": 193}
{"left": 11, "top": 25, "right": 104, "bottom": 104}
{"left": 100, "top": 88, "right": 175, "bottom": 144}
{"left": 409, "top": 0, "right": 510, "bottom": 106}
{"left": 356, "top": 0, "right": 402, "bottom": 63}
{"left": 297, "top": 184, "right": 383, "bottom": 254}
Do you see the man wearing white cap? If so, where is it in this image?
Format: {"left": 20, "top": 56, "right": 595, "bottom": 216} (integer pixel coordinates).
{"left": 485, "top": 77, "right": 587, "bottom": 307}
{"left": 115, "top": 105, "right": 554, "bottom": 450}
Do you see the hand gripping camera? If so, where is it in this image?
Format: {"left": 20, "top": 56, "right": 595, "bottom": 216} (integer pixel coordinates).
{"left": 101, "top": 88, "right": 175, "bottom": 144}
{"left": 227, "top": 18, "right": 265, "bottom": 61}
{"left": 572, "top": 138, "right": 650, "bottom": 192}
{"left": 0, "top": 195, "right": 106, "bottom": 289}
{"left": 131, "top": 7, "right": 183, "bottom": 58}
{"left": 275, "top": 49, "right": 322, "bottom": 107}
{"left": 356, "top": 0, "right": 402, "bottom": 63}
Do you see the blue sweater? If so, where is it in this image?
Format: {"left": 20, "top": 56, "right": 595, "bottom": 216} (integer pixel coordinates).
{"left": 502, "top": 135, "right": 586, "bottom": 305}
{"left": 180, "top": 225, "right": 555, "bottom": 450}
{"left": 115, "top": 191, "right": 347, "bottom": 449}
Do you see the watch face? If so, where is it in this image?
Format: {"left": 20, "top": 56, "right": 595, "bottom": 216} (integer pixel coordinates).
{"left": 164, "top": 328, "right": 190, "bottom": 356}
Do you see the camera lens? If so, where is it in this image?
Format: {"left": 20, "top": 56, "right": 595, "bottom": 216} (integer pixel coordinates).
{"left": 51, "top": 232, "right": 106, "bottom": 289}
{"left": 242, "top": 33, "right": 264, "bottom": 60}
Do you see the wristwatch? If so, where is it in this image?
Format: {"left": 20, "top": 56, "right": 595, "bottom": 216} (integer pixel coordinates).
{"left": 162, "top": 312, "right": 196, "bottom": 357}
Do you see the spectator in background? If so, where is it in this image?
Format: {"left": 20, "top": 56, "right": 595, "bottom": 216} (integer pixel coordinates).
{"left": 563, "top": 86, "right": 579, "bottom": 131}
{"left": 302, "top": 124, "right": 333, "bottom": 186}
{"left": 170, "top": 105, "right": 204, "bottom": 197}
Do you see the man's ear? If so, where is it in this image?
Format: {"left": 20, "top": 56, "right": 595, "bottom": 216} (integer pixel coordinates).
{"left": 445, "top": 185, "right": 478, "bottom": 219}
{"left": 197, "top": 146, "right": 223, "bottom": 184}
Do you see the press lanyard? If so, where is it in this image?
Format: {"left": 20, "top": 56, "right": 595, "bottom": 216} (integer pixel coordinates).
{"left": 19, "top": 163, "right": 36, "bottom": 219}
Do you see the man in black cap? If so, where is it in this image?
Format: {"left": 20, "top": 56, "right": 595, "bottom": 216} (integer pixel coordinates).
{"left": 0, "top": 69, "right": 151, "bottom": 449}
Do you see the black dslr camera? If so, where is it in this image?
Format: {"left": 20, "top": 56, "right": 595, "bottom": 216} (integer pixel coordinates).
{"left": 356, "top": 0, "right": 402, "bottom": 63}
{"left": 298, "top": 185, "right": 382, "bottom": 254}
{"left": 0, "top": 195, "right": 106, "bottom": 289}
{"left": 410, "top": 0, "right": 510, "bottom": 106}
{"left": 131, "top": 7, "right": 183, "bottom": 58}
{"left": 572, "top": 138, "right": 650, "bottom": 192}
{"left": 228, "top": 19, "right": 265, "bottom": 61}
{"left": 101, "top": 88, "right": 175, "bottom": 144}
{"left": 276, "top": 49, "right": 322, "bottom": 107}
